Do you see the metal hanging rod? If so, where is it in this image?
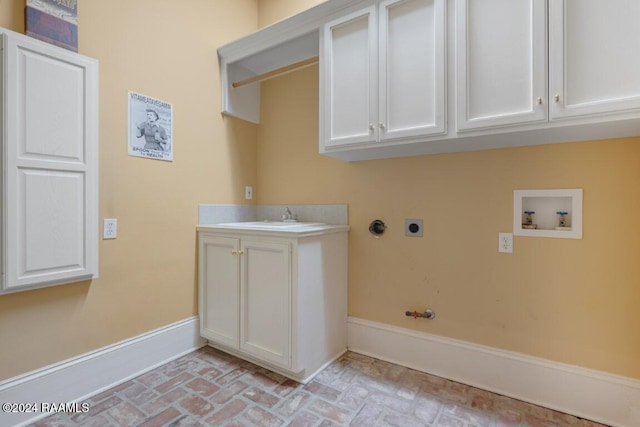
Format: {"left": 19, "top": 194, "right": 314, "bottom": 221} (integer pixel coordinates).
{"left": 231, "top": 55, "right": 319, "bottom": 88}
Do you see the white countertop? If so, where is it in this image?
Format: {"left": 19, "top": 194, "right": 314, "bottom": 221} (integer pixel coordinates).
{"left": 197, "top": 221, "right": 349, "bottom": 237}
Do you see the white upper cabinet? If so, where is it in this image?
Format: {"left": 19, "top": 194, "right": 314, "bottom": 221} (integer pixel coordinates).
{"left": 455, "top": 0, "right": 547, "bottom": 130}
{"left": 379, "top": 0, "right": 446, "bottom": 140}
{"left": 220, "top": 0, "right": 640, "bottom": 161}
{"left": 321, "top": 6, "right": 378, "bottom": 147}
{"left": 1, "top": 28, "right": 99, "bottom": 294}
{"left": 457, "top": 0, "right": 640, "bottom": 131}
{"left": 320, "top": 0, "right": 446, "bottom": 149}
{"left": 549, "top": 0, "right": 640, "bottom": 119}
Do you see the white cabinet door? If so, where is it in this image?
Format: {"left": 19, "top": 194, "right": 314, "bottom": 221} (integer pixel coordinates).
{"left": 240, "top": 239, "right": 291, "bottom": 368}
{"left": 455, "top": 0, "right": 547, "bottom": 130}
{"left": 549, "top": 0, "right": 640, "bottom": 119}
{"left": 321, "top": 0, "right": 446, "bottom": 149}
{"left": 379, "top": 0, "right": 446, "bottom": 140}
{"left": 322, "top": 6, "right": 378, "bottom": 148}
{"left": 199, "top": 235, "right": 240, "bottom": 348}
{"left": 1, "top": 30, "right": 98, "bottom": 293}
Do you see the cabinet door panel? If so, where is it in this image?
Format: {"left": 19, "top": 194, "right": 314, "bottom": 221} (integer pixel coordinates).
{"left": 19, "top": 49, "right": 85, "bottom": 163}
{"left": 322, "top": 7, "right": 377, "bottom": 147}
{"left": 549, "top": 0, "right": 640, "bottom": 118}
{"left": 240, "top": 240, "right": 291, "bottom": 368}
{"left": 456, "top": 0, "right": 546, "bottom": 130}
{"left": 199, "top": 236, "right": 240, "bottom": 348}
{"left": 18, "top": 169, "right": 85, "bottom": 279}
{"left": 379, "top": 0, "right": 446, "bottom": 139}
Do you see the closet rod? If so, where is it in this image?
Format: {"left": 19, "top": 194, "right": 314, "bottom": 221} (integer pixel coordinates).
{"left": 231, "top": 56, "right": 319, "bottom": 88}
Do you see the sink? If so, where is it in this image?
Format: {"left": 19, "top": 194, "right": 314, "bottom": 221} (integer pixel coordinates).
{"left": 215, "top": 221, "right": 325, "bottom": 229}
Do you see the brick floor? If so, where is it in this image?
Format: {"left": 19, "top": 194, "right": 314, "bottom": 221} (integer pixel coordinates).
{"left": 30, "top": 347, "right": 609, "bottom": 427}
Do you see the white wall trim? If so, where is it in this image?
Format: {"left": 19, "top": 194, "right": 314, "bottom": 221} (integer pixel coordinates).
{"left": 347, "top": 316, "right": 640, "bottom": 427}
{"left": 0, "top": 316, "right": 205, "bottom": 427}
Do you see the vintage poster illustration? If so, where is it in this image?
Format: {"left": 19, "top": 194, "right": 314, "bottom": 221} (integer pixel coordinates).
{"left": 128, "top": 92, "right": 174, "bottom": 161}
{"left": 26, "top": 0, "right": 78, "bottom": 51}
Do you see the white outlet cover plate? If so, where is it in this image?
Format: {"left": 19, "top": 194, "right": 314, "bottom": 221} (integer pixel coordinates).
{"left": 103, "top": 218, "right": 118, "bottom": 239}
{"left": 498, "top": 232, "right": 513, "bottom": 253}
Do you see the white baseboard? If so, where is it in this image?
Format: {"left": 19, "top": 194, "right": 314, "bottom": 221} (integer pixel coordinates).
{"left": 347, "top": 316, "right": 640, "bottom": 427}
{"left": 0, "top": 316, "right": 206, "bottom": 427}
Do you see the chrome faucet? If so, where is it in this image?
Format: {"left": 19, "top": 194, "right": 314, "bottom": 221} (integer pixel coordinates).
{"left": 282, "top": 207, "right": 295, "bottom": 221}
{"left": 284, "top": 207, "right": 293, "bottom": 219}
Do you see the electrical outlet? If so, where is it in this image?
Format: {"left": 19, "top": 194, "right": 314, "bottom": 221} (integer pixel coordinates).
{"left": 405, "top": 219, "right": 423, "bottom": 237}
{"left": 245, "top": 186, "right": 253, "bottom": 200}
{"left": 498, "top": 232, "right": 513, "bottom": 253}
{"left": 103, "top": 218, "right": 118, "bottom": 239}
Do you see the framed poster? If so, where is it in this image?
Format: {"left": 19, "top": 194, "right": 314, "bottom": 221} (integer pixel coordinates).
{"left": 26, "top": 0, "right": 78, "bottom": 52}
{"left": 128, "top": 92, "right": 173, "bottom": 161}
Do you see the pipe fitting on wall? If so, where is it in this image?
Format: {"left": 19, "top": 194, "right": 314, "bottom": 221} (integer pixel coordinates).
{"left": 369, "top": 219, "right": 386, "bottom": 237}
{"left": 406, "top": 309, "right": 435, "bottom": 320}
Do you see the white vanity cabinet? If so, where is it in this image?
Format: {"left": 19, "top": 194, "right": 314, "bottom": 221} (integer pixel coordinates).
{"left": 320, "top": 0, "right": 446, "bottom": 149}
{"left": 0, "top": 27, "right": 99, "bottom": 294}
{"left": 197, "top": 224, "right": 348, "bottom": 383}
{"left": 199, "top": 234, "right": 291, "bottom": 367}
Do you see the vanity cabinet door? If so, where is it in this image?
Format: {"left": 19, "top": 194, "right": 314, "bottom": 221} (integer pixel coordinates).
{"left": 549, "top": 0, "right": 640, "bottom": 119}
{"left": 455, "top": 0, "right": 547, "bottom": 130}
{"left": 239, "top": 239, "right": 291, "bottom": 369}
{"left": 198, "top": 235, "right": 240, "bottom": 349}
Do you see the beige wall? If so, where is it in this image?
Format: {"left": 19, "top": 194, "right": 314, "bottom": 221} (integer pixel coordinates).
{"left": 0, "top": 0, "right": 23, "bottom": 32}
{"left": 1, "top": 0, "right": 638, "bottom": 385}
{"left": 257, "top": 0, "right": 321, "bottom": 28}
{"left": 0, "top": 0, "right": 258, "bottom": 380}
{"left": 256, "top": 2, "right": 640, "bottom": 379}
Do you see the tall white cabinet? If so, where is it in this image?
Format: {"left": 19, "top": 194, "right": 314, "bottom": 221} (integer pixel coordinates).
{"left": 0, "top": 28, "right": 99, "bottom": 294}
{"left": 198, "top": 225, "right": 349, "bottom": 383}
{"left": 320, "top": 0, "right": 446, "bottom": 149}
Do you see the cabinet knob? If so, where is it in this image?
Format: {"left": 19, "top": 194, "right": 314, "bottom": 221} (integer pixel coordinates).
{"left": 554, "top": 94, "right": 560, "bottom": 103}
{"left": 536, "top": 97, "right": 543, "bottom": 105}
{"left": 238, "top": 250, "right": 245, "bottom": 255}
{"left": 231, "top": 250, "right": 238, "bottom": 255}
{"left": 379, "top": 122, "right": 385, "bottom": 130}
{"left": 369, "top": 123, "right": 374, "bottom": 132}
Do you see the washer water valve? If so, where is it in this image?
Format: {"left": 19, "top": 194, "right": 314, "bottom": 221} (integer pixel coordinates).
{"left": 556, "top": 211, "right": 568, "bottom": 227}
{"left": 405, "top": 309, "right": 435, "bottom": 320}
{"left": 522, "top": 211, "right": 537, "bottom": 229}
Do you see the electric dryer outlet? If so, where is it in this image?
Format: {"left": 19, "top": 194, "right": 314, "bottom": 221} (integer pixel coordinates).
{"left": 405, "top": 219, "right": 423, "bottom": 237}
